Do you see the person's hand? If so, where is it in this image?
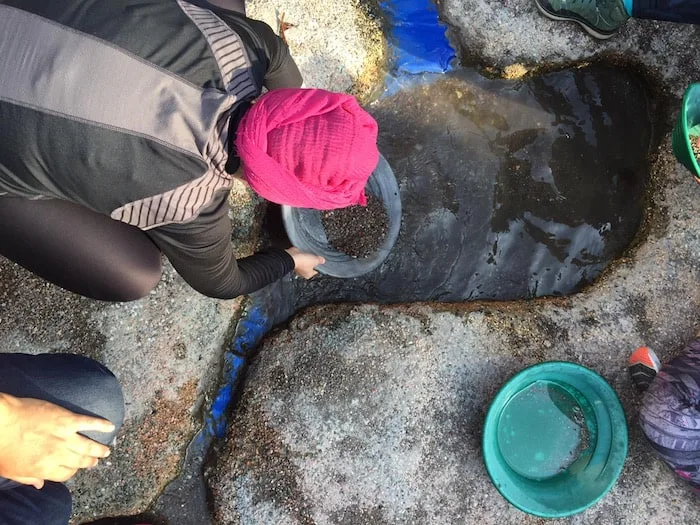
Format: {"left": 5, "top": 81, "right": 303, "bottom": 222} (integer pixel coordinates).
{"left": 0, "top": 394, "right": 115, "bottom": 489}
{"left": 285, "top": 247, "right": 325, "bottom": 279}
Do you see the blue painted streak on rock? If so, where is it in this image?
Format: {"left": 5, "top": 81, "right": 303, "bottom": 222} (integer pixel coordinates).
{"left": 203, "top": 305, "right": 271, "bottom": 439}
{"left": 380, "top": 0, "right": 455, "bottom": 74}
{"left": 231, "top": 306, "right": 271, "bottom": 355}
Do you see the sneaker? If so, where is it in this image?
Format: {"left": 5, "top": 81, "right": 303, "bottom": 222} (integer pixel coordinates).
{"left": 628, "top": 346, "right": 661, "bottom": 392}
{"left": 535, "top": 0, "right": 630, "bottom": 40}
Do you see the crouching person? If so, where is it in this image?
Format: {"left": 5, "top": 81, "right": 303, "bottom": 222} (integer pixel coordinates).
{"left": 631, "top": 341, "right": 700, "bottom": 494}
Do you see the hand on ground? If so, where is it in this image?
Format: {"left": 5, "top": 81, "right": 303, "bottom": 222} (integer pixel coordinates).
{"left": 0, "top": 394, "right": 115, "bottom": 489}
{"left": 285, "top": 247, "right": 325, "bottom": 279}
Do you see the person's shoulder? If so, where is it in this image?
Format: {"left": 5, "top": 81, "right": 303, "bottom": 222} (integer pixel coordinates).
{"left": 217, "top": 11, "right": 277, "bottom": 40}
{"left": 216, "top": 11, "right": 284, "bottom": 64}
{"left": 214, "top": 11, "right": 301, "bottom": 88}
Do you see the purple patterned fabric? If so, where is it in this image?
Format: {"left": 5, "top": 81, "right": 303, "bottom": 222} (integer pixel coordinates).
{"left": 640, "top": 338, "right": 700, "bottom": 493}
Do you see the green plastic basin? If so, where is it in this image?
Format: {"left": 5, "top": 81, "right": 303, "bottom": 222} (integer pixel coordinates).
{"left": 482, "top": 362, "right": 628, "bottom": 518}
{"left": 672, "top": 83, "right": 700, "bottom": 179}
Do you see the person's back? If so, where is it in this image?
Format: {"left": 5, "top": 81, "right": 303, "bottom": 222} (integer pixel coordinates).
{"left": 0, "top": 0, "right": 348, "bottom": 302}
{"left": 0, "top": 0, "right": 269, "bottom": 230}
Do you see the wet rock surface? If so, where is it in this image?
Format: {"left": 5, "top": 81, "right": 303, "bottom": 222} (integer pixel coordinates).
{"left": 210, "top": 105, "right": 700, "bottom": 525}
{"left": 1, "top": 1, "right": 699, "bottom": 524}
{"left": 210, "top": 227, "right": 700, "bottom": 523}
{"left": 213, "top": 134, "right": 700, "bottom": 525}
{"left": 275, "top": 64, "right": 655, "bottom": 307}
{"left": 209, "top": 4, "right": 700, "bottom": 523}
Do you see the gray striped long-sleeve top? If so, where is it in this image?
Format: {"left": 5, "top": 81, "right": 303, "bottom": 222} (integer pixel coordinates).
{"left": 0, "top": 0, "right": 303, "bottom": 298}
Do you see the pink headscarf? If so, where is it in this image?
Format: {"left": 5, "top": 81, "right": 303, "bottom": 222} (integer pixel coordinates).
{"left": 235, "top": 88, "right": 379, "bottom": 210}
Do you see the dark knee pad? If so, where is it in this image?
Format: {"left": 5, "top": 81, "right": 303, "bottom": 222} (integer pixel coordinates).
{"left": 62, "top": 355, "right": 126, "bottom": 445}
{"left": 0, "top": 353, "right": 125, "bottom": 446}
{"left": 0, "top": 482, "right": 72, "bottom": 525}
{"left": 42, "top": 483, "right": 73, "bottom": 525}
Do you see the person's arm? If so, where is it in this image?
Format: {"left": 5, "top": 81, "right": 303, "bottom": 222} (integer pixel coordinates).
{"left": 146, "top": 191, "right": 323, "bottom": 299}
{"left": 0, "top": 393, "right": 114, "bottom": 488}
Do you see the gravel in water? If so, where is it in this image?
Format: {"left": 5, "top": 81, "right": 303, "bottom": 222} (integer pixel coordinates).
{"left": 691, "top": 134, "right": 700, "bottom": 165}
{"left": 321, "top": 193, "right": 388, "bottom": 258}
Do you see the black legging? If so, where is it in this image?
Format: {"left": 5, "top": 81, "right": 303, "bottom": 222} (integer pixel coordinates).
{"left": 0, "top": 196, "right": 162, "bottom": 302}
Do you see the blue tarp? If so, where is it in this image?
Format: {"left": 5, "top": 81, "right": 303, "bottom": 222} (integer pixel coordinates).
{"left": 380, "top": 0, "right": 455, "bottom": 75}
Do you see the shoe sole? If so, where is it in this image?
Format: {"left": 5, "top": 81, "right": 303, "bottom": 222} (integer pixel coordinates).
{"left": 628, "top": 346, "right": 661, "bottom": 392}
{"left": 535, "top": 1, "right": 617, "bottom": 40}
{"left": 629, "top": 362, "right": 657, "bottom": 390}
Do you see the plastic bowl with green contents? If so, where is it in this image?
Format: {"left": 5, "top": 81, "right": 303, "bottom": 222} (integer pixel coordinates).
{"left": 672, "top": 83, "right": 700, "bottom": 180}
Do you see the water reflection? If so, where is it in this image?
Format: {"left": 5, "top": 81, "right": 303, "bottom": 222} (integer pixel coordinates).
{"left": 264, "top": 64, "right": 653, "bottom": 311}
